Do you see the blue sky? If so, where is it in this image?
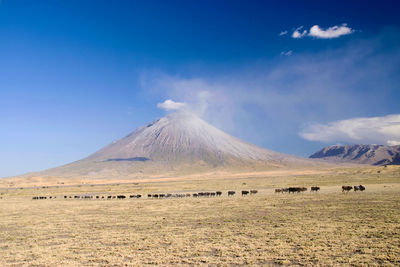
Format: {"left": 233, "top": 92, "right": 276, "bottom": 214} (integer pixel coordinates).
{"left": 1, "top": 0, "right": 400, "bottom": 177}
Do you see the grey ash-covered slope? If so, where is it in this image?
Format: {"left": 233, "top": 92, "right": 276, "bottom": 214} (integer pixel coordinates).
{"left": 31, "top": 111, "right": 316, "bottom": 178}
{"left": 310, "top": 144, "right": 400, "bottom": 165}
{"left": 87, "top": 111, "right": 289, "bottom": 163}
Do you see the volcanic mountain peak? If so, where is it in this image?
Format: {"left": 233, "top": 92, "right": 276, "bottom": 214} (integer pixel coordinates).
{"left": 87, "top": 111, "right": 285, "bottom": 163}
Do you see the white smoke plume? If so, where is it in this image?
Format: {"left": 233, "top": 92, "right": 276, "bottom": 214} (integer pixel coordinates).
{"left": 157, "top": 99, "right": 186, "bottom": 111}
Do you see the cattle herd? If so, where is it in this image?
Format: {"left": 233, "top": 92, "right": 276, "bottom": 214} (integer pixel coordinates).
{"left": 29, "top": 186, "right": 366, "bottom": 200}
{"left": 274, "top": 185, "right": 366, "bottom": 194}
{"left": 31, "top": 190, "right": 258, "bottom": 200}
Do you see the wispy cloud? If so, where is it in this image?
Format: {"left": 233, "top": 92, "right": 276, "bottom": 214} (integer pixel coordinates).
{"left": 292, "top": 26, "right": 307, "bottom": 38}
{"left": 280, "top": 50, "right": 293, "bottom": 56}
{"left": 288, "top": 24, "right": 354, "bottom": 39}
{"left": 309, "top": 24, "right": 354, "bottom": 39}
{"left": 157, "top": 99, "right": 186, "bottom": 111}
{"left": 279, "top": 30, "right": 288, "bottom": 36}
{"left": 300, "top": 114, "right": 400, "bottom": 146}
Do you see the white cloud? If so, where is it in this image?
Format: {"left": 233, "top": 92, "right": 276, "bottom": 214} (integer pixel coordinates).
{"left": 280, "top": 50, "right": 293, "bottom": 56}
{"left": 300, "top": 114, "right": 400, "bottom": 146}
{"left": 292, "top": 26, "right": 307, "bottom": 38}
{"left": 157, "top": 99, "right": 186, "bottom": 111}
{"left": 279, "top": 30, "right": 288, "bottom": 36}
{"left": 388, "top": 140, "right": 400, "bottom": 146}
{"left": 309, "top": 24, "right": 354, "bottom": 39}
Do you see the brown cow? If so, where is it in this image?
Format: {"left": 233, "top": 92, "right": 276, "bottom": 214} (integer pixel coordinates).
{"left": 342, "top": 186, "right": 352, "bottom": 192}
{"left": 250, "top": 190, "right": 258, "bottom": 195}
{"left": 275, "top": 189, "right": 282, "bottom": 193}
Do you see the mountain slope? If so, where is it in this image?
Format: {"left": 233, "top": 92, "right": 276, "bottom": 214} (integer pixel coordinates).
{"left": 88, "top": 112, "right": 289, "bottom": 163}
{"left": 23, "top": 111, "right": 318, "bottom": 179}
{"left": 309, "top": 144, "right": 400, "bottom": 165}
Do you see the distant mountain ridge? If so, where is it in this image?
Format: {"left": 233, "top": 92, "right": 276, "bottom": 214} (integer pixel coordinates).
{"left": 310, "top": 144, "right": 400, "bottom": 165}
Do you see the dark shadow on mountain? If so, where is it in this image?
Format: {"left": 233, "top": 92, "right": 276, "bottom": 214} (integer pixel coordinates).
{"left": 105, "top": 157, "right": 150, "bottom": 162}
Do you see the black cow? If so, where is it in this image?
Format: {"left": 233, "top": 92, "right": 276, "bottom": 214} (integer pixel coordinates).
{"left": 228, "top": 191, "right": 235, "bottom": 196}
{"left": 311, "top": 186, "right": 320, "bottom": 192}
{"left": 288, "top": 187, "right": 306, "bottom": 193}
{"left": 216, "top": 191, "right": 222, "bottom": 196}
{"left": 355, "top": 185, "right": 366, "bottom": 191}
{"left": 241, "top": 190, "right": 249, "bottom": 196}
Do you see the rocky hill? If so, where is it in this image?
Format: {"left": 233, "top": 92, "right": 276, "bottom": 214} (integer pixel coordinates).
{"left": 309, "top": 144, "right": 400, "bottom": 165}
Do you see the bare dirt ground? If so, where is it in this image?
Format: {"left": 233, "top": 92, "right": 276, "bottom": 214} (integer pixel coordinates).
{"left": 0, "top": 165, "right": 399, "bottom": 266}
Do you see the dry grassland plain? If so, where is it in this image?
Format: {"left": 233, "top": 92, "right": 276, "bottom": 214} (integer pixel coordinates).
{"left": 0, "top": 166, "right": 399, "bottom": 266}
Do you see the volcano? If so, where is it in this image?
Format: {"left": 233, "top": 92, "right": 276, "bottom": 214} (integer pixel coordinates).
{"left": 20, "top": 111, "right": 317, "bottom": 180}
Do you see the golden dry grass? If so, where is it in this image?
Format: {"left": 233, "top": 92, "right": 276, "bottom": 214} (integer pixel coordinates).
{"left": 0, "top": 165, "right": 399, "bottom": 266}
